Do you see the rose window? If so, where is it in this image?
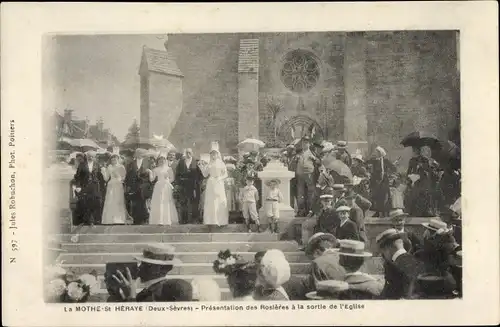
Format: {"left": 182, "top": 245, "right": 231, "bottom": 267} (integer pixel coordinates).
{"left": 280, "top": 50, "right": 320, "bottom": 93}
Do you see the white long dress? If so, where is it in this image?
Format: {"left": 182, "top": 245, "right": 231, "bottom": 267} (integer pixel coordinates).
{"left": 101, "top": 164, "right": 128, "bottom": 225}
{"left": 202, "top": 161, "right": 229, "bottom": 226}
{"left": 149, "top": 165, "right": 179, "bottom": 226}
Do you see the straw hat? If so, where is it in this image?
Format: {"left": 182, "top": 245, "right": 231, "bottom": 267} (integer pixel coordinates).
{"left": 336, "top": 140, "right": 348, "bottom": 149}
{"left": 422, "top": 219, "right": 448, "bottom": 232}
{"left": 336, "top": 205, "right": 351, "bottom": 213}
{"left": 332, "top": 184, "right": 346, "bottom": 191}
{"left": 336, "top": 240, "right": 372, "bottom": 257}
{"left": 389, "top": 209, "right": 409, "bottom": 221}
{"left": 306, "top": 280, "right": 349, "bottom": 300}
{"left": 375, "top": 229, "right": 403, "bottom": 248}
{"left": 134, "top": 244, "right": 181, "bottom": 265}
{"left": 265, "top": 179, "right": 281, "bottom": 187}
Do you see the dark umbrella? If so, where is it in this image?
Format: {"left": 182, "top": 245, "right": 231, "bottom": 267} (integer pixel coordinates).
{"left": 324, "top": 159, "right": 353, "bottom": 183}
{"left": 401, "top": 131, "right": 440, "bottom": 148}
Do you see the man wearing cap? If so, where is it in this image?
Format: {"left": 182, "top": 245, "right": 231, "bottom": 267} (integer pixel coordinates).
{"left": 389, "top": 209, "right": 422, "bottom": 254}
{"left": 112, "top": 244, "right": 192, "bottom": 302}
{"left": 376, "top": 229, "right": 425, "bottom": 299}
{"left": 73, "top": 150, "right": 105, "bottom": 225}
{"left": 335, "top": 205, "right": 360, "bottom": 241}
{"left": 337, "top": 240, "right": 383, "bottom": 299}
{"left": 335, "top": 141, "right": 352, "bottom": 167}
{"left": 124, "top": 148, "right": 153, "bottom": 225}
{"left": 300, "top": 187, "right": 338, "bottom": 249}
{"left": 295, "top": 136, "right": 321, "bottom": 216}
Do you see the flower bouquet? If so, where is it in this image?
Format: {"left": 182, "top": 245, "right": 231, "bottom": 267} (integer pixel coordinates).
{"left": 212, "top": 250, "right": 250, "bottom": 275}
{"left": 44, "top": 265, "right": 99, "bottom": 303}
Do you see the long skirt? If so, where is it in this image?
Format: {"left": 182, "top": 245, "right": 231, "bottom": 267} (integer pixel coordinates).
{"left": 203, "top": 177, "right": 228, "bottom": 226}
{"left": 149, "top": 180, "right": 179, "bottom": 225}
{"left": 101, "top": 180, "right": 127, "bottom": 224}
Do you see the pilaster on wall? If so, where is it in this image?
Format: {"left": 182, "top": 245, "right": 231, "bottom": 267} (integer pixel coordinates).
{"left": 238, "top": 39, "right": 260, "bottom": 142}
{"left": 343, "top": 34, "right": 369, "bottom": 156}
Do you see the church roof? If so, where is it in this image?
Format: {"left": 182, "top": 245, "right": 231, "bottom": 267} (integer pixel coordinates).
{"left": 141, "top": 47, "right": 184, "bottom": 77}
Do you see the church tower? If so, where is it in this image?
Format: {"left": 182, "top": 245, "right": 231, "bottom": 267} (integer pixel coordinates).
{"left": 139, "top": 35, "right": 184, "bottom": 139}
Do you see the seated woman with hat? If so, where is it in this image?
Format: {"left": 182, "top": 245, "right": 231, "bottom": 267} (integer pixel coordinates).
{"left": 336, "top": 240, "right": 383, "bottom": 299}
{"left": 254, "top": 249, "right": 291, "bottom": 300}
{"left": 213, "top": 250, "right": 258, "bottom": 301}
{"left": 111, "top": 243, "right": 188, "bottom": 302}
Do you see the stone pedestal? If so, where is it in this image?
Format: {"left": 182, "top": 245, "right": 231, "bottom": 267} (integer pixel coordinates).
{"left": 257, "top": 160, "right": 295, "bottom": 227}
{"left": 45, "top": 164, "right": 75, "bottom": 236}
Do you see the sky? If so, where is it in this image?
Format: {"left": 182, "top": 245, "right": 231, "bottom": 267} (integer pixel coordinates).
{"left": 44, "top": 34, "right": 167, "bottom": 141}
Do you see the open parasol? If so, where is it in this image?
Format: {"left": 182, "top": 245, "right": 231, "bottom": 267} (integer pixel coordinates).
{"left": 324, "top": 159, "right": 353, "bottom": 183}
{"left": 121, "top": 136, "right": 157, "bottom": 150}
{"left": 400, "top": 131, "right": 440, "bottom": 148}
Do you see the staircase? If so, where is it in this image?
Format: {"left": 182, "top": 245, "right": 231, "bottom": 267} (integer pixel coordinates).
{"left": 55, "top": 225, "right": 385, "bottom": 302}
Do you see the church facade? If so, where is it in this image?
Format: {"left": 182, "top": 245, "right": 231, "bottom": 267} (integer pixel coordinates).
{"left": 139, "top": 31, "right": 459, "bottom": 160}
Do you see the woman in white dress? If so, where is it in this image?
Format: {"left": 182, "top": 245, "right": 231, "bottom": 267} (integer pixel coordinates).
{"left": 148, "top": 155, "right": 179, "bottom": 226}
{"left": 199, "top": 142, "right": 229, "bottom": 226}
{"left": 101, "top": 154, "right": 128, "bottom": 225}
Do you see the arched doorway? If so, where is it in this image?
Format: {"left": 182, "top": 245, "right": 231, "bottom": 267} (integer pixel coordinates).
{"left": 277, "top": 115, "right": 324, "bottom": 143}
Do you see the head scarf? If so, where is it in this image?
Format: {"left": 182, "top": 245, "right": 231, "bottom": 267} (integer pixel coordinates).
{"left": 209, "top": 142, "right": 225, "bottom": 171}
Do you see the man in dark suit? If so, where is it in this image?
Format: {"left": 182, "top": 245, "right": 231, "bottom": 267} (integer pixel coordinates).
{"left": 73, "top": 151, "right": 105, "bottom": 225}
{"left": 335, "top": 205, "right": 360, "bottom": 241}
{"left": 344, "top": 195, "right": 368, "bottom": 244}
{"left": 111, "top": 244, "right": 192, "bottom": 302}
{"left": 389, "top": 209, "right": 422, "bottom": 254}
{"left": 376, "top": 229, "right": 425, "bottom": 299}
{"left": 366, "top": 146, "right": 396, "bottom": 217}
{"left": 175, "top": 148, "right": 203, "bottom": 224}
{"left": 124, "top": 148, "right": 152, "bottom": 225}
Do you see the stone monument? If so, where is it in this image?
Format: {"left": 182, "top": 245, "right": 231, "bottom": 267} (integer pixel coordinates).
{"left": 258, "top": 159, "right": 295, "bottom": 229}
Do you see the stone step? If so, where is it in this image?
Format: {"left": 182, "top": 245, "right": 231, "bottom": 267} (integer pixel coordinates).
{"left": 59, "top": 251, "right": 309, "bottom": 264}
{"left": 60, "top": 257, "right": 385, "bottom": 276}
{"left": 61, "top": 241, "right": 300, "bottom": 253}
{"left": 56, "top": 232, "right": 279, "bottom": 243}
{"left": 70, "top": 224, "right": 255, "bottom": 234}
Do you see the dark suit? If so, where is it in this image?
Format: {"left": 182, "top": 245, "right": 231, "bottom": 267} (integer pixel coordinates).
{"left": 175, "top": 157, "right": 203, "bottom": 224}
{"left": 399, "top": 230, "right": 423, "bottom": 254}
{"left": 111, "top": 279, "right": 193, "bottom": 302}
{"left": 349, "top": 204, "right": 368, "bottom": 243}
{"left": 335, "top": 219, "right": 360, "bottom": 241}
{"left": 315, "top": 207, "right": 339, "bottom": 235}
{"left": 124, "top": 158, "right": 152, "bottom": 225}
{"left": 74, "top": 161, "right": 105, "bottom": 225}
{"left": 381, "top": 252, "right": 425, "bottom": 299}
{"left": 367, "top": 157, "right": 396, "bottom": 214}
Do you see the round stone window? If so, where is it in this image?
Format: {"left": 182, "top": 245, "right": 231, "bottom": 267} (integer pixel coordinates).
{"left": 280, "top": 49, "right": 320, "bottom": 93}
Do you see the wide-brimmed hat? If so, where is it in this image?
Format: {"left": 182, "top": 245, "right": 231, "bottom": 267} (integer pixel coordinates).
{"left": 336, "top": 239, "right": 372, "bottom": 257}
{"left": 352, "top": 153, "right": 364, "bottom": 163}
{"left": 375, "top": 229, "right": 403, "bottom": 248}
{"left": 389, "top": 209, "right": 409, "bottom": 221}
{"left": 259, "top": 249, "right": 291, "bottom": 288}
{"left": 134, "top": 244, "right": 181, "bottom": 265}
{"left": 306, "top": 280, "right": 349, "bottom": 300}
{"left": 336, "top": 205, "right": 351, "bottom": 213}
{"left": 422, "top": 219, "right": 448, "bottom": 232}
{"left": 336, "top": 141, "right": 348, "bottom": 149}
{"left": 305, "top": 233, "right": 338, "bottom": 255}
{"left": 265, "top": 179, "right": 281, "bottom": 187}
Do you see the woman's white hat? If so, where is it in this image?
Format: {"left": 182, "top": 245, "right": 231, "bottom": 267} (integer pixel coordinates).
{"left": 259, "top": 249, "right": 290, "bottom": 288}
{"left": 422, "top": 218, "right": 448, "bottom": 232}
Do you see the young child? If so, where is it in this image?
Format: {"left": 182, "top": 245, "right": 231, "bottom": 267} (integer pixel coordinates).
{"left": 389, "top": 173, "right": 405, "bottom": 210}
{"left": 265, "top": 179, "right": 284, "bottom": 234}
{"left": 239, "top": 176, "right": 260, "bottom": 233}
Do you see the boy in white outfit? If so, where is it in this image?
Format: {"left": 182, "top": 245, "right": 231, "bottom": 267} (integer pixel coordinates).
{"left": 265, "top": 179, "right": 284, "bottom": 234}
{"left": 239, "top": 176, "right": 260, "bottom": 232}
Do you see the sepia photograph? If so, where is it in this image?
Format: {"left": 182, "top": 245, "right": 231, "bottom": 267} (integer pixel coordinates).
{"left": 2, "top": 2, "right": 498, "bottom": 326}
{"left": 43, "top": 30, "right": 462, "bottom": 303}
